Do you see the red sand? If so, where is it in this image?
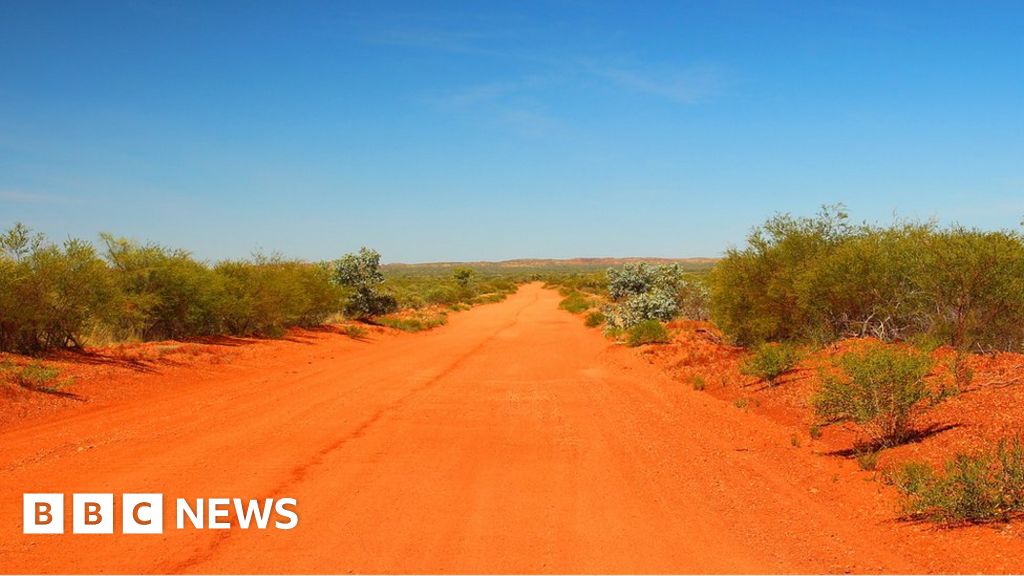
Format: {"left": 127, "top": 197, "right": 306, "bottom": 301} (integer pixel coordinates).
{"left": 1, "top": 284, "right": 1023, "bottom": 573}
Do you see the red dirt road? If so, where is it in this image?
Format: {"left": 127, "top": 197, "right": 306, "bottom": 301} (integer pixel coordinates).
{"left": 1, "top": 284, "right": 1022, "bottom": 573}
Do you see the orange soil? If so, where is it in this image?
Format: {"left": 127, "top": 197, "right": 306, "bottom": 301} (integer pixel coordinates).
{"left": 1, "top": 283, "right": 1023, "bottom": 573}
{"left": 645, "top": 320, "right": 1024, "bottom": 471}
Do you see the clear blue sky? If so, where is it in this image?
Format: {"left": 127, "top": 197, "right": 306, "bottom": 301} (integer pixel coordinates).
{"left": 1, "top": 1, "right": 1022, "bottom": 262}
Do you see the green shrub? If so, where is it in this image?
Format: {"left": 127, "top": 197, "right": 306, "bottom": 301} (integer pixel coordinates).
{"left": 342, "top": 324, "right": 367, "bottom": 339}
{"left": 559, "top": 291, "right": 593, "bottom": 314}
{"left": 584, "top": 311, "right": 606, "bottom": 328}
{"left": 102, "top": 234, "right": 224, "bottom": 340}
{"left": 0, "top": 360, "right": 72, "bottom": 393}
{"left": 626, "top": 319, "right": 669, "bottom": 347}
{"left": 0, "top": 224, "right": 116, "bottom": 352}
{"left": 740, "top": 342, "right": 801, "bottom": 385}
{"left": 814, "top": 343, "right": 934, "bottom": 447}
{"left": 377, "top": 312, "right": 446, "bottom": 332}
{"left": 893, "top": 438, "right": 1024, "bottom": 523}
{"left": 216, "top": 257, "right": 341, "bottom": 337}
{"left": 690, "top": 375, "right": 706, "bottom": 391}
{"left": 452, "top": 267, "right": 474, "bottom": 288}
{"left": 709, "top": 206, "right": 1024, "bottom": 351}
{"left": 606, "top": 263, "right": 702, "bottom": 327}
{"left": 334, "top": 248, "right": 399, "bottom": 320}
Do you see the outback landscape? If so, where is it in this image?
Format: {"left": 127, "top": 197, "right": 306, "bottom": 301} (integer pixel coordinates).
{"left": 3, "top": 207, "right": 1024, "bottom": 573}
{"left": 3, "top": 2, "right": 1023, "bottom": 574}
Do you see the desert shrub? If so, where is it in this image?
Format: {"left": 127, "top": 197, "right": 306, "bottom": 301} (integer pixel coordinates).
{"left": 0, "top": 360, "right": 73, "bottom": 393}
{"left": 626, "top": 319, "right": 669, "bottom": 347}
{"left": 616, "top": 290, "right": 679, "bottom": 326}
{"left": 334, "top": 248, "right": 399, "bottom": 320}
{"left": 690, "top": 375, "right": 706, "bottom": 391}
{"left": 559, "top": 291, "right": 592, "bottom": 314}
{"left": 893, "top": 438, "right": 1024, "bottom": 523}
{"left": 584, "top": 311, "right": 606, "bottom": 327}
{"left": 471, "top": 293, "right": 506, "bottom": 304}
{"left": 379, "top": 266, "right": 523, "bottom": 311}
{"left": 604, "top": 263, "right": 709, "bottom": 328}
{"left": 0, "top": 223, "right": 351, "bottom": 351}
{"left": 452, "top": 267, "right": 474, "bottom": 288}
{"left": 607, "top": 263, "right": 677, "bottom": 327}
{"left": 917, "top": 228, "right": 1024, "bottom": 351}
{"left": 710, "top": 206, "right": 852, "bottom": 345}
{"left": 675, "top": 276, "right": 711, "bottom": 321}
{"left": 342, "top": 324, "right": 367, "bottom": 339}
{"left": 709, "top": 206, "right": 1024, "bottom": 351}
{"left": 814, "top": 343, "right": 934, "bottom": 447}
{"left": 740, "top": 342, "right": 801, "bottom": 385}
{"left": 803, "top": 224, "right": 931, "bottom": 343}
{"left": 424, "top": 285, "right": 459, "bottom": 306}
{"left": 102, "top": 234, "right": 226, "bottom": 340}
{"left": 0, "top": 224, "right": 116, "bottom": 353}
{"left": 215, "top": 257, "right": 341, "bottom": 336}
{"left": 377, "top": 312, "right": 447, "bottom": 332}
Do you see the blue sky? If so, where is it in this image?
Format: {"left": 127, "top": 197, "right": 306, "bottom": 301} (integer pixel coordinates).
{"left": 1, "top": 1, "right": 1022, "bottom": 262}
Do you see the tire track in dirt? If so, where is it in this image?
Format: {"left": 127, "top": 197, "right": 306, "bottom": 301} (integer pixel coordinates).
{"left": 162, "top": 292, "right": 541, "bottom": 572}
{"left": 2, "top": 284, "right": 1023, "bottom": 574}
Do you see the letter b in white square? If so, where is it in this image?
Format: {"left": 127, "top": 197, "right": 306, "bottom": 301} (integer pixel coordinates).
{"left": 122, "top": 493, "right": 163, "bottom": 534}
{"left": 23, "top": 493, "right": 64, "bottom": 534}
{"left": 73, "top": 493, "right": 113, "bottom": 534}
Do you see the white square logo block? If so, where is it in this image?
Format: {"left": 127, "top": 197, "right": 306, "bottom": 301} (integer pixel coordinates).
{"left": 23, "top": 493, "right": 64, "bottom": 534}
{"left": 72, "top": 493, "right": 114, "bottom": 534}
{"left": 122, "top": 493, "right": 163, "bottom": 534}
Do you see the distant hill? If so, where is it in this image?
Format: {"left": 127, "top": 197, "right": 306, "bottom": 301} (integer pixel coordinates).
{"left": 384, "top": 257, "right": 717, "bottom": 272}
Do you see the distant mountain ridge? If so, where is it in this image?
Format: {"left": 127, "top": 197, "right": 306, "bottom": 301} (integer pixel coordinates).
{"left": 384, "top": 257, "right": 717, "bottom": 269}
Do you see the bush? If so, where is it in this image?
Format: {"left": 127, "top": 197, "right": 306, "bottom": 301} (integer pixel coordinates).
{"left": 606, "top": 263, "right": 710, "bottom": 328}
{"left": 0, "top": 360, "right": 72, "bottom": 393}
{"left": 334, "top": 248, "right": 398, "bottom": 319}
{"left": 740, "top": 342, "right": 801, "bottom": 385}
{"left": 0, "top": 224, "right": 116, "bottom": 352}
{"left": 215, "top": 257, "right": 341, "bottom": 337}
{"left": 584, "top": 311, "right": 606, "bottom": 327}
{"left": 893, "top": 438, "right": 1024, "bottom": 523}
{"left": 0, "top": 223, "right": 351, "bottom": 351}
{"left": 814, "top": 343, "right": 934, "bottom": 447}
{"left": 102, "top": 234, "right": 224, "bottom": 340}
{"left": 559, "top": 291, "right": 593, "bottom": 314}
{"left": 626, "top": 319, "right": 669, "bottom": 347}
{"left": 377, "top": 311, "right": 447, "bottom": 332}
{"left": 709, "top": 206, "right": 1024, "bottom": 351}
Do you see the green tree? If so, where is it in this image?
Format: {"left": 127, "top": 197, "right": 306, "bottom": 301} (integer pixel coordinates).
{"left": 333, "top": 248, "right": 398, "bottom": 319}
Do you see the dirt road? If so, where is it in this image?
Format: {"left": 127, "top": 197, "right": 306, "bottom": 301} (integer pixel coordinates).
{"left": 1, "top": 283, "right": 1022, "bottom": 573}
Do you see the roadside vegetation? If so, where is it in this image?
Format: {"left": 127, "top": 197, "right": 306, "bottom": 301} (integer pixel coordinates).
{"left": 740, "top": 342, "right": 802, "bottom": 386}
{"left": 709, "top": 204, "right": 1024, "bottom": 352}
{"left": 813, "top": 343, "right": 935, "bottom": 448}
{"left": 8, "top": 206, "right": 1024, "bottom": 529}
{"left": 547, "top": 260, "right": 711, "bottom": 348}
{"left": 546, "top": 205, "right": 1024, "bottom": 527}
{"left": 0, "top": 223, "right": 525, "bottom": 353}
{"left": 0, "top": 359, "right": 73, "bottom": 395}
{"left": 888, "top": 437, "right": 1024, "bottom": 524}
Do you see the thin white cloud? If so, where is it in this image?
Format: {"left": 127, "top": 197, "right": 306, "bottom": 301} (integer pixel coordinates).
{"left": 435, "top": 81, "right": 521, "bottom": 109}
{"left": 0, "top": 190, "right": 74, "bottom": 205}
{"left": 591, "top": 62, "right": 728, "bottom": 104}
{"left": 498, "top": 108, "right": 562, "bottom": 138}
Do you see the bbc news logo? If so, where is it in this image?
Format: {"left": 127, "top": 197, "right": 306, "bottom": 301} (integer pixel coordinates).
{"left": 23, "top": 493, "right": 298, "bottom": 534}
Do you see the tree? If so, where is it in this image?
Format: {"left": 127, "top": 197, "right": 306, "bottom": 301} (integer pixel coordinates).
{"left": 333, "top": 248, "right": 398, "bottom": 320}
{"left": 453, "top": 267, "right": 474, "bottom": 289}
